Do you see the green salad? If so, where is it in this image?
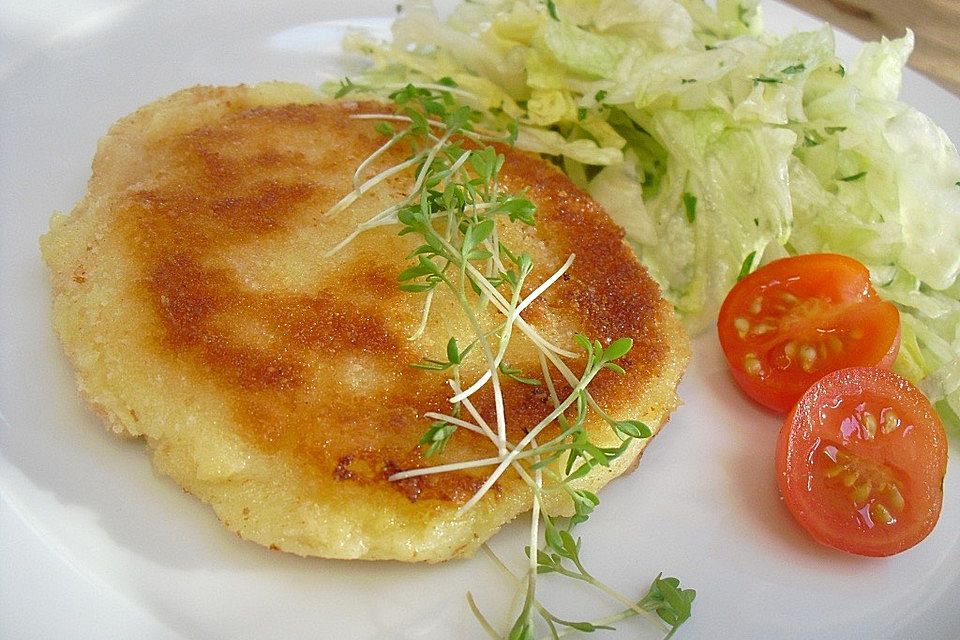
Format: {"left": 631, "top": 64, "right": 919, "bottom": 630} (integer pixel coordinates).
{"left": 339, "top": 0, "right": 960, "bottom": 428}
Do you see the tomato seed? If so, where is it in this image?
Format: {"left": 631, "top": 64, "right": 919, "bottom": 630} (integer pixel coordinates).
{"left": 841, "top": 470, "right": 860, "bottom": 487}
{"left": 754, "top": 323, "right": 773, "bottom": 335}
{"left": 871, "top": 502, "right": 895, "bottom": 525}
{"left": 744, "top": 353, "right": 762, "bottom": 376}
{"left": 784, "top": 341, "right": 797, "bottom": 358}
{"left": 850, "top": 483, "right": 871, "bottom": 505}
{"left": 882, "top": 411, "right": 900, "bottom": 434}
{"left": 734, "top": 317, "right": 749, "bottom": 338}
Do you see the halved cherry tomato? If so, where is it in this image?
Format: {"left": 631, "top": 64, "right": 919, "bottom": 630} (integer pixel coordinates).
{"left": 777, "top": 367, "right": 947, "bottom": 556}
{"left": 718, "top": 254, "right": 900, "bottom": 412}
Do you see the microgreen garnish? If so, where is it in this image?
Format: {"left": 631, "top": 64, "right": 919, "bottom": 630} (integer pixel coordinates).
{"left": 328, "top": 82, "right": 693, "bottom": 639}
{"left": 594, "top": 90, "right": 608, "bottom": 102}
{"left": 781, "top": 63, "right": 805, "bottom": 75}
{"left": 499, "top": 362, "right": 541, "bottom": 386}
{"left": 334, "top": 77, "right": 360, "bottom": 98}
{"left": 411, "top": 337, "right": 472, "bottom": 371}
{"left": 420, "top": 419, "right": 458, "bottom": 457}
{"left": 752, "top": 76, "right": 782, "bottom": 85}
{"left": 680, "top": 78, "right": 696, "bottom": 85}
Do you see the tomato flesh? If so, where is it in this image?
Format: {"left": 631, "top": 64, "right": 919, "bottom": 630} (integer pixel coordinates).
{"left": 718, "top": 253, "right": 900, "bottom": 412}
{"left": 776, "top": 367, "right": 947, "bottom": 557}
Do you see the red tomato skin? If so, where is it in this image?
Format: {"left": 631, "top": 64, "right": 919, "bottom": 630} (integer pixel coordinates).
{"left": 718, "top": 254, "right": 901, "bottom": 413}
{"left": 776, "top": 367, "right": 947, "bottom": 557}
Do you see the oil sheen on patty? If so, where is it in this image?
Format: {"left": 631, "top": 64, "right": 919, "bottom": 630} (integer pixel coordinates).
{"left": 40, "top": 82, "right": 689, "bottom": 562}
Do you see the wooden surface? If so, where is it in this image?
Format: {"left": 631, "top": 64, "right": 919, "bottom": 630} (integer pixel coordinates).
{"left": 782, "top": 0, "right": 960, "bottom": 95}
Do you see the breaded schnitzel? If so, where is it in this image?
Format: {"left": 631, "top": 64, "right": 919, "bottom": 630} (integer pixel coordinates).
{"left": 40, "top": 82, "right": 689, "bottom": 561}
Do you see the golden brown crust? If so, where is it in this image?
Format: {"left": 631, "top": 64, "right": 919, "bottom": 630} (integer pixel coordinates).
{"left": 40, "top": 82, "right": 689, "bottom": 561}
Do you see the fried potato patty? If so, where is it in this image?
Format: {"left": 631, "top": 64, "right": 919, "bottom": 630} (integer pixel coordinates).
{"left": 40, "top": 83, "right": 689, "bottom": 561}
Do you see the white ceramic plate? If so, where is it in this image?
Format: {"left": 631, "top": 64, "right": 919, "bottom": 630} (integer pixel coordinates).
{"left": 2, "top": 2, "right": 959, "bottom": 638}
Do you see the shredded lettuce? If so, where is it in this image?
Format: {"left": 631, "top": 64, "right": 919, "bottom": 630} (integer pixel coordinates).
{"left": 337, "top": 0, "right": 960, "bottom": 428}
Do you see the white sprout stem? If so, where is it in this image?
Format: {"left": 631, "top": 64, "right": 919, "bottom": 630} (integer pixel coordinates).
{"left": 488, "top": 170, "right": 505, "bottom": 274}
{"left": 424, "top": 239, "right": 508, "bottom": 455}
{"left": 353, "top": 130, "right": 404, "bottom": 188}
{"left": 476, "top": 251, "right": 495, "bottom": 316}
{"left": 450, "top": 380, "right": 502, "bottom": 446}
{"left": 408, "top": 155, "right": 472, "bottom": 340}
{"left": 537, "top": 349, "right": 561, "bottom": 409}
{"left": 537, "top": 341, "right": 580, "bottom": 388}
{"left": 533, "top": 335, "right": 614, "bottom": 422}
{"left": 422, "top": 411, "right": 487, "bottom": 436}
{"left": 455, "top": 361, "right": 605, "bottom": 517}
{"left": 459, "top": 289, "right": 509, "bottom": 456}
{"left": 435, "top": 215, "right": 511, "bottom": 454}
{"left": 390, "top": 456, "right": 507, "bottom": 481}
{"left": 408, "top": 126, "right": 458, "bottom": 201}
{"left": 453, "top": 258, "right": 530, "bottom": 404}
{"left": 466, "top": 258, "right": 577, "bottom": 358}
{"left": 410, "top": 189, "right": 460, "bottom": 340}
{"left": 326, "top": 118, "right": 445, "bottom": 228}
{"left": 407, "top": 288, "right": 436, "bottom": 341}
{"left": 488, "top": 223, "right": 505, "bottom": 276}
{"left": 466, "top": 594, "right": 502, "bottom": 640}
{"left": 514, "top": 255, "right": 574, "bottom": 317}
{"left": 489, "top": 344, "right": 510, "bottom": 456}
{"left": 435, "top": 235, "right": 577, "bottom": 359}
{"left": 324, "top": 155, "right": 421, "bottom": 218}
{"left": 389, "top": 384, "right": 528, "bottom": 484}
{"left": 449, "top": 253, "right": 576, "bottom": 404}
{"left": 509, "top": 438, "right": 544, "bottom": 635}
{"left": 481, "top": 544, "right": 520, "bottom": 582}
{"left": 326, "top": 206, "right": 454, "bottom": 259}
{"left": 407, "top": 201, "right": 454, "bottom": 341}
{"left": 430, "top": 200, "right": 510, "bottom": 455}
{"left": 446, "top": 148, "right": 473, "bottom": 178}
{"left": 328, "top": 143, "right": 478, "bottom": 260}
{"left": 349, "top": 113, "right": 428, "bottom": 124}
{"left": 472, "top": 166, "right": 503, "bottom": 324}
{"left": 322, "top": 203, "right": 403, "bottom": 258}
{"left": 524, "top": 346, "right": 621, "bottom": 455}
{"left": 526, "top": 439, "right": 543, "bottom": 561}
{"left": 516, "top": 316, "right": 577, "bottom": 359}
{"left": 526, "top": 470, "right": 542, "bottom": 617}
{"left": 348, "top": 120, "right": 451, "bottom": 224}
{"left": 388, "top": 439, "right": 546, "bottom": 480}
